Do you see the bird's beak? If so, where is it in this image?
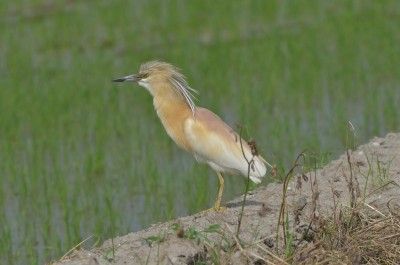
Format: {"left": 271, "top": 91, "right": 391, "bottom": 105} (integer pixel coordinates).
{"left": 112, "top": 74, "right": 139, "bottom": 82}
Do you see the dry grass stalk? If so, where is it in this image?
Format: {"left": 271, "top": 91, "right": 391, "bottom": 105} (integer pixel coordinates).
{"left": 293, "top": 208, "right": 400, "bottom": 264}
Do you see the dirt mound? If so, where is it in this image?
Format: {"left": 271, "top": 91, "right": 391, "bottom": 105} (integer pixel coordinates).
{"left": 53, "top": 133, "right": 400, "bottom": 265}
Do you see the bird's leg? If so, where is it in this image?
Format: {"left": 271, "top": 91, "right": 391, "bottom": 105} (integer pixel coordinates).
{"left": 214, "top": 172, "right": 225, "bottom": 211}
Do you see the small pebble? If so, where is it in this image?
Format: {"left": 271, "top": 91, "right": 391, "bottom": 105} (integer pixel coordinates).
{"left": 258, "top": 203, "right": 270, "bottom": 217}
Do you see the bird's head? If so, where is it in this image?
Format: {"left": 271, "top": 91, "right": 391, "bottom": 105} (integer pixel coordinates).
{"left": 113, "top": 61, "right": 198, "bottom": 115}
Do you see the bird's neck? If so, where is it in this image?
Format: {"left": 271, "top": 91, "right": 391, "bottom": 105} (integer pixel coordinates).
{"left": 153, "top": 96, "right": 193, "bottom": 152}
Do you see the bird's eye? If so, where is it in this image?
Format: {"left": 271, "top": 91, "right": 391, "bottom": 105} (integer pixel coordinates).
{"left": 139, "top": 73, "right": 149, "bottom": 79}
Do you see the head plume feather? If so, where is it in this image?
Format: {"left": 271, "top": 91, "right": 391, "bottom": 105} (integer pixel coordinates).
{"left": 140, "top": 61, "right": 198, "bottom": 116}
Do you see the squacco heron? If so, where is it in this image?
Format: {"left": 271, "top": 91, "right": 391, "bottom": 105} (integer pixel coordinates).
{"left": 113, "top": 61, "right": 268, "bottom": 211}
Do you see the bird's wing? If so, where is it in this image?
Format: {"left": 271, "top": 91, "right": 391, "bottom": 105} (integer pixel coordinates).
{"left": 184, "top": 108, "right": 266, "bottom": 182}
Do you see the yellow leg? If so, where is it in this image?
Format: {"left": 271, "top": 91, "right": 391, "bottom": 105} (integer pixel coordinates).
{"left": 214, "top": 172, "right": 225, "bottom": 211}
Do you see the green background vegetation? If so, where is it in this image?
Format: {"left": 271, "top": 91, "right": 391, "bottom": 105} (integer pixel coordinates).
{"left": 0, "top": 1, "right": 398, "bottom": 264}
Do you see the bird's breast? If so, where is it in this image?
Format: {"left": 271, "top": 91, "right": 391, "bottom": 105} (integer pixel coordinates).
{"left": 153, "top": 99, "right": 193, "bottom": 152}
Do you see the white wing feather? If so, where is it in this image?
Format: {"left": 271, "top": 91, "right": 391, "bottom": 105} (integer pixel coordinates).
{"left": 184, "top": 108, "right": 266, "bottom": 183}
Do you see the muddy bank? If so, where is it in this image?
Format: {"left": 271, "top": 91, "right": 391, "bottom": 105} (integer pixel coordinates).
{"left": 54, "top": 133, "right": 400, "bottom": 265}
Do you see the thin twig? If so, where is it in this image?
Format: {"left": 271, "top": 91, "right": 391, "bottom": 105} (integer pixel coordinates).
{"left": 236, "top": 124, "right": 255, "bottom": 237}
{"left": 59, "top": 235, "right": 98, "bottom": 260}
{"left": 275, "top": 151, "right": 306, "bottom": 252}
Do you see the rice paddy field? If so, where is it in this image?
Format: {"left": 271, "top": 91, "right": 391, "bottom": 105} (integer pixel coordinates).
{"left": 0, "top": 1, "right": 399, "bottom": 264}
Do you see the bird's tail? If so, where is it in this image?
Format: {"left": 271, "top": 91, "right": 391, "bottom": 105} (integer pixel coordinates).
{"left": 248, "top": 155, "right": 270, "bottom": 184}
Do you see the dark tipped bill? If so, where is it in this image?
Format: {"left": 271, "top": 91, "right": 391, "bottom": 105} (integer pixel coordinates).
{"left": 112, "top": 74, "right": 139, "bottom": 82}
{"left": 112, "top": 78, "right": 127, "bottom": 82}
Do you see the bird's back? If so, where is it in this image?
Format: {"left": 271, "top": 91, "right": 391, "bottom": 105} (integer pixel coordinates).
{"left": 184, "top": 107, "right": 267, "bottom": 183}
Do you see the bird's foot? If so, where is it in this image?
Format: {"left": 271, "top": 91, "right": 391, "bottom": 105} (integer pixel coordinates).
{"left": 201, "top": 206, "right": 227, "bottom": 214}
{"left": 212, "top": 202, "right": 227, "bottom": 212}
{"left": 214, "top": 206, "right": 227, "bottom": 212}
